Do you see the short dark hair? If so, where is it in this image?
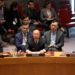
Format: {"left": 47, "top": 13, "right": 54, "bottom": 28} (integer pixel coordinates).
{"left": 51, "top": 19, "right": 59, "bottom": 24}
{"left": 28, "top": 0, "right": 34, "bottom": 4}
{"left": 21, "top": 15, "right": 29, "bottom": 20}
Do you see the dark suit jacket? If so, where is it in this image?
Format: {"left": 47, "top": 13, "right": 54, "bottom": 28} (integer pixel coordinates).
{"left": 27, "top": 37, "right": 46, "bottom": 51}
{"left": 15, "top": 32, "right": 32, "bottom": 51}
{"left": 44, "top": 29, "right": 64, "bottom": 51}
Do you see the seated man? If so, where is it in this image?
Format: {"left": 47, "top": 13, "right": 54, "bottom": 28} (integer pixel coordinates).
{"left": 15, "top": 23, "right": 32, "bottom": 52}
{"left": 26, "top": 29, "right": 46, "bottom": 54}
{"left": 44, "top": 20, "right": 64, "bottom": 51}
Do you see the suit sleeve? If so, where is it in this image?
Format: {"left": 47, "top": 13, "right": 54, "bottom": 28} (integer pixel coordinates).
{"left": 55, "top": 32, "right": 64, "bottom": 48}
{"left": 15, "top": 35, "right": 26, "bottom": 51}
{"left": 43, "top": 33, "right": 49, "bottom": 51}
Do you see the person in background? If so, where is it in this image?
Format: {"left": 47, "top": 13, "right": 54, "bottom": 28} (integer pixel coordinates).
{"left": 26, "top": 29, "right": 46, "bottom": 54}
{"left": 21, "top": 16, "right": 44, "bottom": 36}
{"left": 0, "top": 0, "right": 9, "bottom": 34}
{"left": 8, "top": 1, "right": 21, "bottom": 33}
{"left": 22, "top": 16, "right": 36, "bottom": 32}
{"left": 25, "top": 1, "right": 40, "bottom": 21}
{"left": 15, "top": 23, "right": 32, "bottom": 53}
{"left": 40, "top": 2, "right": 58, "bottom": 31}
{"left": 44, "top": 20, "right": 64, "bottom": 51}
{"left": 25, "top": 1, "right": 41, "bottom": 30}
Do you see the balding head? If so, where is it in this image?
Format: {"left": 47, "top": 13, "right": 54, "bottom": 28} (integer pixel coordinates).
{"left": 32, "top": 29, "right": 41, "bottom": 40}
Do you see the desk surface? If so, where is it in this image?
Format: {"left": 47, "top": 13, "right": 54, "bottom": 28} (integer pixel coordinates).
{"left": 0, "top": 52, "right": 75, "bottom": 75}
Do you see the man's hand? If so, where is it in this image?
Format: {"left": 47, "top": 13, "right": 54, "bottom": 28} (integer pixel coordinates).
{"left": 17, "top": 50, "right": 25, "bottom": 55}
{"left": 40, "top": 49, "right": 46, "bottom": 54}
{"left": 54, "top": 45, "right": 58, "bottom": 48}
{"left": 26, "top": 50, "right": 32, "bottom": 54}
{"left": 48, "top": 44, "right": 54, "bottom": 48}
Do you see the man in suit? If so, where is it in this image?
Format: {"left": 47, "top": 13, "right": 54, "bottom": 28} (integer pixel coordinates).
{"left": 26, "top": 29, "right": 46, "bottom": 54}
{"left": 15, "top": 23, "right": 32, "bottom": 52}
{"left": 44, "top": 20, "right": 64, "bottom": 51}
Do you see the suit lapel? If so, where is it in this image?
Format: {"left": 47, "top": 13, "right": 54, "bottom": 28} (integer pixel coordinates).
{"left": 32, "top": 38, "right": 36, "bottom": 46}
{"left": 37, "top": 38, "right": 42, "bottom": 47}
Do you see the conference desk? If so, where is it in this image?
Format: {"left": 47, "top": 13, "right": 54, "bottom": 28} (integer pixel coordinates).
{"left": 0, "top": 52, "right": 75, "bottom": 75}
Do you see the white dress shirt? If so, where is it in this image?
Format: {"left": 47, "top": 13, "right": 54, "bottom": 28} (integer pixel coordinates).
{"left": 22, "top": 33, "right": 27, "bottom": 46}
{"left": 50, "top": 32, "right": 56, "bottom": 46}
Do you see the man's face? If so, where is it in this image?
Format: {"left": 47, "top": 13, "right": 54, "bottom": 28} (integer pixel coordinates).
{"left": 33, "top": 30, "right": 41, "bottom": 40}
{"left": 50, "top": 22, "right": 58, "bottom": 32}
{"left": 21, "top": 25, "right": 29, "bottom": 33}
{"left": 23, "top": 17, "right": 30, "bottom": 25}
{"left": 28, "top": 2, "right": 35, "bottom": 9}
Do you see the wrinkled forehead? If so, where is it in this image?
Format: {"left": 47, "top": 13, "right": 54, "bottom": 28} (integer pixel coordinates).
{"left": 33, "top": 30, "right": 40, "bottom": 34}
